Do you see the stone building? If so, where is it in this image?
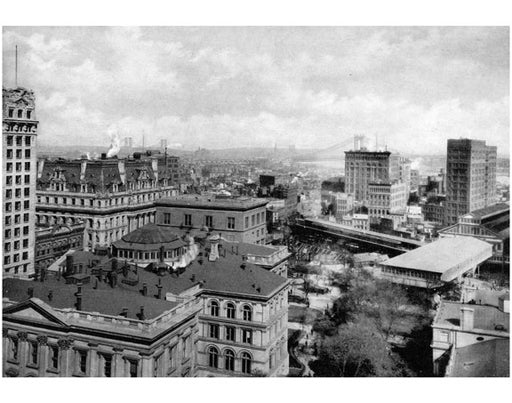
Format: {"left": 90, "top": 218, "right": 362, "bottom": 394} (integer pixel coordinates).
{"left": 2, "top": 228, "right": 291, "bottom": 377}
{"left": 445, "top": 139, "right": 497, "bottom": 226}
{"left": 367, "top": 181, "right": 407, "bottom": 224}
{"left": 3, "top": 87, "right": 39, "bottom": 279}
{"left": 36, "top": 153, "right": 181, "bottom": 251}
{"left": 155, "top": 195, "right": 268, "bottom": 244}
{"left": 344, "top": 150, "right": 391, "bottom": 203}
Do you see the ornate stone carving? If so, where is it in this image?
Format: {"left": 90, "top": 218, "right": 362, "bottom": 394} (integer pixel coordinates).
{"left": 57, "top": 338, "right": 73, "bottom": 350}
{"left": 36, "top": 335, "right": 48, "bottom": 346}
{"left": 17, "top": 332, "right": 28, "bottom": 341}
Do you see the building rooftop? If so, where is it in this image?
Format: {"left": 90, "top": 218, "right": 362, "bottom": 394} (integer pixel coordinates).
{"left": 112, "top": 223, "right": 185, "bottom": 250}
{"left": 447, "top": 339, "right": 509, "bottom": 377}
{"left": 155, "top": 195, "right": 268, "bottom": 211}
{"left": 3, "top": 274, "right": 180, "bottom": 320}
{"left": 471, "top": 203, "right": 510, "bottom": 220}
{"left": 381, "top": 237, "right": 492, "bottom": 275}
{"left": 433, "top": 300, "right": 509, "bottom": 333}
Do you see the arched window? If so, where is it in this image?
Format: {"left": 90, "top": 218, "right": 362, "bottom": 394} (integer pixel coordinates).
{"left": 242, "top": 305, "right": 252, "bottom": 321}
{"left": 210, "top": 300, "right": 219, "bottom": 316}
{"left": 224, "top": 349, "right": 235, "bottom": 371}
{"left": 208, "top": 346, "right": 219, "bottom": 368}
{"left": 226, "top": 302, "right": 236, "bottom": 319}
{"left": 241, "top": 352, "right": 252, "bottom": 374}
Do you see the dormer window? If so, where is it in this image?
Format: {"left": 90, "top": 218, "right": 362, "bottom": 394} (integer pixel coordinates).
{"left": 17, "top": 109, "right": 23, "bottom": 118}
{"left": 8, "top": 108, "right": 14, "bottom": 118}
{"left": 26, "top": 110, "right": 32, "bottom": 119}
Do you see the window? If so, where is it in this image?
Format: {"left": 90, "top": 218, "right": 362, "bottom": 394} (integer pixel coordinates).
{"left": 227, "top": 217, "right": 235, "bottom": 229}
{"left": 6, "top": 189, "right": 12, "bottom": 199}
{"left": 16, "top": 162, "right": 22, "bottom": 172}
{"left": 184, "top": 214, "right": 192, "bottom": 226}
{"left": 225, "top": 326, "right": 236, "bottom": 342}
{"left": 24, "top": 201, "right": 29, "bottom": 209}
{"left": 4, "top": 256, "right": 11, "bottom": 265}
{"left": 25, "top": 149, "right": 31, "bottom": 158}
{"left": 50, "top": 346, "right": 59, "bottom": 370}
{"left": 163, "top": 212, "right": 171, "bottom": 225}
{"left": 24, "top": 188, "right": 30, "bottom": 197}
{"left": 30, "top": 341, "right": 39, "bottom": 366}
{"left": 16, "top": 136, "right": 22, "bottom": 146}
{"left": 225, "top": 349, "right": 235, "bottom": 371}
{"left": 226, "top": 302, "right": 236, "bottom": 319}
{"left": 210, "top": 300, "right": 219, "bottom": 316}
{"left": 208, "top": 346, "right": 219, "bottom": 368}
{"left": 168, "top": 345, "right": 177, "bottom": 371}
{"left": 16, "top": 149, "right": 22, "bottom": 158}
{"left": 242, "top": 305, "right": 252, "bottom": 321}
{"left": 4, "top": 243, "right": 11, "bottom": 253}
{"left": 128, "top": 359, "right": 138, "bottom": 377}
{"left": 25, "top": 136, "right": 31, "bottom": 146}
{"left": 7, "top": 176, "right": 12, "bottom": 185}
{"left": 25, "top": 162, "right": 30, "bottom": 171}
{"left": 6, "top": 162, "right": 12, "bottom": 172}
{"left": 7, "top": 135, "right": 13, "bottom": 145}
{"left": 8, "top": 108, "right": 14, "bottom": 118}
{"left": 245, "top": 216, "right": 249, "bottom": 228}
{"left": 205, "top": 215, "right": 213, "bottom": 228}
{"left": 182, "top": 335, "right": 190, "bottom": 361}
{"left": 209, "top": 324, "right": 220, "bottom": 339}
{"left": 77, "top": 350, "right": 87, "bottom": 374}
{"left": 27, "top": 110, "right": 32, "bottom": 120}
{"left": 242, "top": 329, "right": 252, "bottom": 345}
{"left": 17, "top": 109, "right": 23, "bottom": 118}
{"left": 241, "top": 352, "right": 252, "bottom": 374}
{"left": 10, "top": 338, "right": 19, "bottom": 361}
{"left": 24, "top": 175, "right": 30, "bottom": 184}
{"left": 101, "top": 354, "right": 112, "bottom": 377}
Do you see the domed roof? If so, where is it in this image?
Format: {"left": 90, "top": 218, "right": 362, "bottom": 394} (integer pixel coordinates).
{"left": 121, "top": 223, "right": 181, "bottom": 245}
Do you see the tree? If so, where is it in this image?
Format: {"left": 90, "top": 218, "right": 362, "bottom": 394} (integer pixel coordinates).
{"left": 309, "top": 316, "right": 401, "bottom": 377}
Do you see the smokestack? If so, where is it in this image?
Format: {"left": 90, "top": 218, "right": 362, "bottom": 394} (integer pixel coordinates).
{"left": 75, "top": 282, "right": 83, "bottom": 311}
{"left": 106, "top": 130, "right": 121, "bottom": 158}
{"left": 460, "top": 307, "right": 474, "bottom": 331}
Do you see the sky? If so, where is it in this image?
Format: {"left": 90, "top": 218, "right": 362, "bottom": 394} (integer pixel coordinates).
{"left": 2, "top": 26, "right": 510, "bottom": 155}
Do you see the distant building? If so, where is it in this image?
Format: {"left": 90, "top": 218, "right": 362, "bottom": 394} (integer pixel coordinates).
{"left": 421, "top": 196, "right": 446, "bottom": 224}
{"left": 334, "top": 193, "right": 354, "bottom": 220}
{"left": 344, "top": 150, "right": 391, "bottom": 203}
{"left": 431, "top": 297, "right": 509, "bottom": 376}
{"left": 35, "top": 222, "right": 86, "bottom": 272}
{"left": 3, "top": 87, "right": 39, "bottom": 279}
{"left": 155, "top": 195, "right": 268, "bottom": 244}
{"left": 390, "top": 155, "right": 412, "bottom": 195}
{"left": 445, "top": 139, "right": 497, "bottom": 226}
{"left": 36, "top": 153, "right": 181, "bottom": 250}
{"left": 410, "top": 169, "right": 420, "bottom": 193}
{"left": 438, "top": 203, "right": 510, "bottom": 265}
{"left": 367, "top": 181, "right": 407, "bottom": 224}
{"left": 341, "top": 213, "right": 369, "bottom": 231}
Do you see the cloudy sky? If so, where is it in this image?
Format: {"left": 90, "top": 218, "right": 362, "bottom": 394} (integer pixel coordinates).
{"left": 2, "top": 26, "right": 509, "bottom": 154}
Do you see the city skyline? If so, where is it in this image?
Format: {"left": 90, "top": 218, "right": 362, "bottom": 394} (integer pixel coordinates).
{"left": 2, "top": 26, "right": 509, "bottom": 155}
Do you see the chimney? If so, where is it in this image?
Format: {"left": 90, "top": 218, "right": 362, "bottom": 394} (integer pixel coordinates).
{"left": 209, "top": 236, "right": 220, "bottom": 262}
{"left": 157, "top": 284, "right": 163, "bottom": 299}
{"left": 48, "top": 290, "right": 53, "bottom": 302}
{"left": 139, "top": 306, "right": 145, "bottom": 321}
{"left": 101, "top": 153, "right": 107, "bottom": 160}
{"left": 120, "top": 308, "right": 128, "bottom": 318}
{"left": 27, "top": 287, "right": 34, "bottom": 299}
{"left": 66, "top": 254, "right": 74, "bottom": 276}
{"left": 159, "top": 245, "right": 165, "bottom": 263}
{"left": 75, "top": 282, "right": 83, "bottom": 311}
{"left": 460, "top": 307, "right": 474, "bottom": 331}
{"left": 142, "top": 282, "right": 148, "bottom": 296}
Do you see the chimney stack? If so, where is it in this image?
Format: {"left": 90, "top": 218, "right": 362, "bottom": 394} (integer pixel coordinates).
{"left": 120, "top": 308, "right": 128, "bottom": 318}
{"left": 48, "top": 290, "right": 53, "bottom": 302}
{"left": 460, "top": 307, "right": 474, "bottom": 331}
{"left": 139, "top": 306, "right": 145, "bottom": 321}
{"left": 142, "top": 282, "right": 148, "bottom": 296}
{"left": 157, "top": 284, "right": 163, "bottom": 299}
{"left": 75, "top": 282, "right": 83, "bottom": 311}
{"left": 27, "top": 287, "right": 34, "bottom": 299}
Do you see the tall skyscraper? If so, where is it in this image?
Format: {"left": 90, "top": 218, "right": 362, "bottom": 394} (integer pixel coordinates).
{"left": 345, "top": 150, "right": 391, "bottom": 203}
{"left": 445, "top": 138, "right": 497, "bottom": 226}
{"left": 3, "top": 87, "right": 38, "bottom": 279}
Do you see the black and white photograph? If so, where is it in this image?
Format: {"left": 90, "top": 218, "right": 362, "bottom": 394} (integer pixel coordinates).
{"left": 1, "top": 1, "right": 511, "bottom": 401}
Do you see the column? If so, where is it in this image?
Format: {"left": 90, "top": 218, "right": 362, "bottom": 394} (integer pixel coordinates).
{"left": 113, "top": 347, "right": 124, "bottom": 377}
{"left": 37, "top": 335, "right": 48, "bottom": 377}
{"left": 57, "top": 338, "right": 73, "bottom": 377}
{"left": 140, "top": 354, "right": 152, "bottom": 377}
{"left": 88, "top": 343, "right": 99, "bottom": 377}
{"left": 16, "top": 332, "right": 29, "bottom": 377}
{"left": 2, "top": 329, "right": 9, "bottom": 374}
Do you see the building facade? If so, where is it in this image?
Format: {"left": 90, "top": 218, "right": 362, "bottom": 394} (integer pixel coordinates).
{"left": 367, "top": 181, "right": 407, "bottom": 224}
{"left": 445, "top": 139, "right": 497, "bottom": 226}
{"left": 155, "top": 196, "right": 268, "bottom": 244}
{"left": 344, "top": 150, "right": 391, "bottom": 203}
{"left": 3, "top": 87, "right": 39, "bottom": 279}
{"left": 36, "top": 154, "right": 181, "bottom": 251}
